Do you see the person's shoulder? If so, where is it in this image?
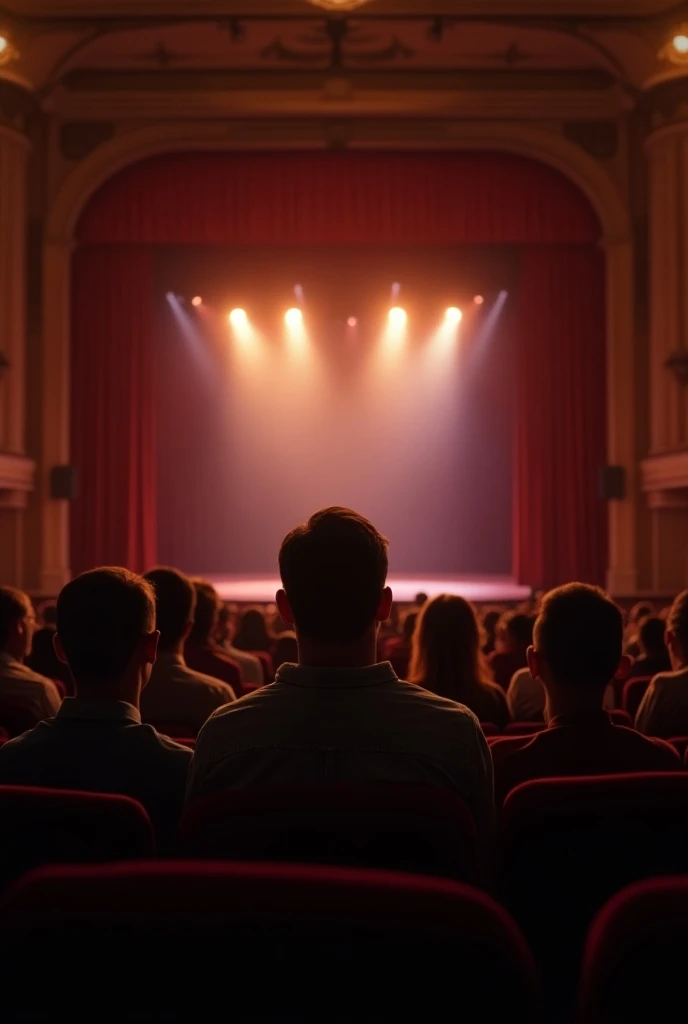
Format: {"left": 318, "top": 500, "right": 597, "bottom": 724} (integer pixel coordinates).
{"left": 616, "top": 723, "right": 681, "bottom": 759}
{"left": 646, "top": 668, "right": 688, "bottom": 693}
{"left": 137, "top": 723, "right": 194, "bottom": 761}
{"left": 185, "top": 665, "right": 236, "bottom": 697}
{"left": 397, "top": 680, "right": 484, "bottom": 725}
{"left": 4, "top": 661, "right": 55, "bottom": 688}
{"left": 508, "top": 667, "right": 533, "bottom": 689}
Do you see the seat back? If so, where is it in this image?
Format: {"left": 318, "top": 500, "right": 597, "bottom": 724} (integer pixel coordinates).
{"left": 580, "top": 877, "right": 688, "bottom": 1023}
{"left": 500, "top": 773, "right": 688, "bottom": 1009}
{"left": 608, "top": 708, "right": 633, "bottom": 727}
{"left": 504, "top": 721, "right": 546, "bottom": 736}
{"left": 622, "top": 675, "right": 652, "bottom": 719}
{"left": 0, "top": 861, "right": 543, "bottom": 1021}
{"left": 480, "top": 721, "right": 499, "bottom": 736}
{"left": 0, "top": 785, "right": 155, "bottom": 889}
{"left": 0, "top": 697, "right": 43, "bottom": 738}
{"left": 179, "top": 783, "right": 479, "bottom": 883}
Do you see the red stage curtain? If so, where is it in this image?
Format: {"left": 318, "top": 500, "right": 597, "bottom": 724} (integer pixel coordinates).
{"left": 514, "top": 247, "right": 607, "bottom": 588}
{"left": 70, "top": 246, "right": 157, "bottom": 575}
{"left": 77, "top": 151, "right": 599, "bottom": 246}
{"left": 72, "top": 151, "right": 605, "bottom": 586}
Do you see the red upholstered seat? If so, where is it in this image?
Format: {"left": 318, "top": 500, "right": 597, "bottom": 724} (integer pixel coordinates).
{"left": 504, "top": 721, "right": 546, "bottom": 736}
{"left": 480, "top": 721, "right": 499, "bottom": 736}
{"left": 580, "top": 877, "right": 688, "bottom": 1023}
{"left": 0, "top": 697, "right": 43, "bottom": 738}
{"left": 0, "top": 785, "right": 155, "bottom": 890}
{"left": 178, "top": 783, "right": 479, "bottom": 884}
{"left": 669, "top": 735, "right": 688, "bottom": 760}
{"left": 622, "top": 675, "right": 652, "bottom": 719}
{"left": 609, "top": 708, "right": 633, "bottom": 728}
{"left": 500, "top": 773, "right": 688, "bottom": 1012}
{"left": 0, "top": 861, "right": 543, "bottom": 1021}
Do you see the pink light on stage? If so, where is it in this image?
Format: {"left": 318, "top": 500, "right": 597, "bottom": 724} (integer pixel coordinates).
{"left": 227, "top": 308, "right": 254, "bottom": 343}
{"left": 473, "top": 295, "right": 484, "bottom": 306}
{"left": 285, "top": 307, "right": 307, "bottom": 352}
{"left": 191, "top": 296, "right": 203, "bottom": 307}
{"left": 444, "top": 307, "right": 463, "bottom": 326}
{"left": 347, "top": 317, "right": 358, "bottom": 328}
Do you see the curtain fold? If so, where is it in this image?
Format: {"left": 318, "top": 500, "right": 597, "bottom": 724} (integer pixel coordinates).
{"left": 70, "top": 245, "right": 157, "bottom": 575}
{"left": 71, "top": 151, "right": 606, "bottom": 587}
{"left": 513, "top": 246, "right": 608, "bottom": 588}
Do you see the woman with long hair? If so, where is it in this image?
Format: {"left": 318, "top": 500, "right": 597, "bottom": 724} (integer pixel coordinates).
{"left": 409, "top": 594, "right": 510, "bottom": 729}
{"left": 233, "top": 607, "right": 273, "bottom": 654}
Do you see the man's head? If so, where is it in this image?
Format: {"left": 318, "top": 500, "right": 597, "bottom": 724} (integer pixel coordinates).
{"left": 277, "top": 507, "right": 392, "bottom": 646}
{"left": 639, "top": 616, "right": 667, "bottom": 657}
{"left": 501, "top": 612, "right": 534, "bottom": 652}
{"left": 55, "top": 568, "right": 158, "bottom": 693}
{"left": 665, "top": 590, "right": 688, "bottom": 669}
{"left": 188, "top": 579, "right": 220, "bottom": 647}
{"left": 0, "top": 587, "right": 36, "bottom": 661}
{"left": 143, "top": 567, "right": 196, "bottom": 652}
{"left": 529, "top": 583, "right": 624, "bottom": 697}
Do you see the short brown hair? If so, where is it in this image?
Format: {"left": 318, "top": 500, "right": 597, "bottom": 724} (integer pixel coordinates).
{"left": 144, "top": 567, "right": 196, "bottom": 650}
{"left": 0, "top": 587, "right": 31, "bottom": 646}
{"left": 279, "top": 507, "right": 388, "bottom": 644}
{"left": 188, "top": 579, "right": 220, "bottom": 646}
{"left": 534, "top": 583, "right": 622, "bottom": 688}
{"left": 56, "top": 568, "right": 155, "bottom": 684}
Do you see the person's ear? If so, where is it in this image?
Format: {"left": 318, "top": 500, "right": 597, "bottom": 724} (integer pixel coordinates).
{"left": 53, "top": 632, "right": 68, "bottom": 666}
{"left": 377, "top": 587, "right": 393, "bottom": 623}
{"left": 527, "top": 645, "right": 540, "bottom": 679}
{"left": 143, "top": 630, "right": 159, "bottom": 665}
{"left": 276, "top": 589, "right": 295, "bottom": 626}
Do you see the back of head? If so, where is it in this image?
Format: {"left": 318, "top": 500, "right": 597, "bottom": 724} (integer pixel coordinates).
{"left": 534, "top": 583, "right": 622, "bottom": 689}
{"left": 40, "top": 603, "right": 58, "bottom": 628}
{"left": 188, "top": 579, "right": 220, "bottom": 646}
{"left": 402, "top": 611, "right": 418, "bottom": 644}
{"left": 234, "top": 608, "right": 270, "bottom": 651}
{"left": 144, "top": 567, "right": 196, "bottom": 651}
{"left": 409, "top": 594, "right": 485, "bottom": 700}
{"left": 630, "top": 601, "right": 655, "bottom": 626}
{"left": 504, "top": 612, "right": 534, "bottom": 651}
{"left": 56, "top": 568, "right": 155, "bottom": 686}
{"left": 279, "top": 507, "right": 389, "bottom": 645}
{"left": 0, "top": 587, "right": 31, "bottom": 654}
{"left": 639, "top": 615, "right": 666, "bottom": 656}
{"left": 414, "top": 592, "right": 428, "bottom": 608}
{"left": 667, "top": 590, "right": 688, "bottom": 654}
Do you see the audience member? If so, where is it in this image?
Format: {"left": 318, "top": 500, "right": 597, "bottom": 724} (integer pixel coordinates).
{"left": 184, "top": 580, "right": 242, "bottom": 694}
{"left": 141, "top": 568, "right": 236, "bottom": 733}
{"left": 38, "top": 602, "right": 57, "bottom": 628}
{"left": 414, "top": 592, "right": 428, "bottom": 608}
{"left": 24, "top": 622, "right": 74, "bottom": 697}
{"left": 493, "top": 584, "right": 679, "bottom": 803}
{"left": 381, "top": 611, "right": 417, "bottom": 678}
{"left": 488, "top": 612, "right": 534, "bottom": 690}
{"left": 273, "top": 631, "right": 298, "bottom": 673}
{"left": 507, "top": 663, "right": 615, "bottom": 722}
{"left": 0, "top": 569, "right": 192, "bottom": 848}
{"left": 409, "top": 595, "right": 509, "bottom": 729}
{"left": 188, "top": 507, "right": 495, "bottom": 856}
{"left": 481, "top": 608, "right": 501, "bottom": 657}
{"left": 636, "top": 590, "right": 688, "bottom": 737}
{"left": 233, "top": 607, "right": 273, "bottom": 654}
{"left": 0, "top": 587, "right": 61, "bottom": 720}
{"left": 627, "top": 615, "right": 671, "bottom": 680}
{"left": 215, "top": 603, "right": 263, "bottom": 687}
{"left": 625, "top": 601, "right": 655, "bottom": 659}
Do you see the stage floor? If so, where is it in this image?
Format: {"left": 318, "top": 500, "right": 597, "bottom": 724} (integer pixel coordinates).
{"left": 206, "top": 574, "right": 532, "bottom": 604}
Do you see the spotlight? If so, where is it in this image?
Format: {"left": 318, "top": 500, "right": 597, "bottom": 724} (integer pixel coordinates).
{"left": 388, "top": 307, "right": 407, "bottom": 329}
{"left": 347, "top": 317, "right": 358, "bottom": 328}
{"left": 0, "top": 36, "right": 7, "bottom": 54}
{"left": 285, "top": 308, "right": 303, "bottom": 329}
{"left": 191, "top": 296, "right": 203, "bottom": 307}
{"left": 228, "top": 308, "right": 248, "bottom": 327}
{"left": 673, "top": 33, "right": 688, "bottom": 55}
{"left": 473, "top": 295, "right": 484, "bottom": 306}
{"left": 445, "top": 307, "right": 463, "bottom": 325}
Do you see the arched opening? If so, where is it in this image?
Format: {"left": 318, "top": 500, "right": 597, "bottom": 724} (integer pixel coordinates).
{"left": 69, "top": 149, "right": 606, "bottom": 589}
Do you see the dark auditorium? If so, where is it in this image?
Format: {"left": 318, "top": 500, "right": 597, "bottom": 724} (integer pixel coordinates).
{"left": 2, "top": 1, "right": 688, "bottom": 1020}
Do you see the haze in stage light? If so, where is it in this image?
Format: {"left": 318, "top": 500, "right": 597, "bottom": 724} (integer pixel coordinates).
{"left": 445, "top": 307, "right": 463, "bottom": 326}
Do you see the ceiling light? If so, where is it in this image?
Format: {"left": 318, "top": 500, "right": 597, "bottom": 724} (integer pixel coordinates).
{"left": 307, "top": 0, "right": 372, "bottom": 10}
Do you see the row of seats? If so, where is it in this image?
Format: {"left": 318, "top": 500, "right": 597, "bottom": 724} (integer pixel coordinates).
{"left": 0, "top": 859, "right": 683, "bottom": 1022}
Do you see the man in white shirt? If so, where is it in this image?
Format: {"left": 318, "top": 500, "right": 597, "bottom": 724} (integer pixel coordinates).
{"left": 0, "top": 587, "right": 62, "bottom": 721}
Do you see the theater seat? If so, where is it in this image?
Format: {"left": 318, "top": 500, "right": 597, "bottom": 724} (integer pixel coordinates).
{"left": 622, "top": 675, "right": 652, "bottom": 720}
{"left": 178, "top": 784, "right": 480, "bottom": 884}
{"left": 0, "top": 697, "right": 43, "bottom": 738}
{"left": 670, "top": 735, "right": 688, "bottom": 760}
{"left": 500, "top": 773, "right": 688, "bottom": 1011}
{"left": 480, "top": 721, "right": 499, "bottom": 736}
{"left": 579, "top": 877, "right": 688, "bottom": 1023}
{"left": 0, "top": 786, "right": 155, "bottom": 889}
{"left": 0, "top": 861, "right": 543, "bottom": 1022}
{"left": 504, "top": 721, "right": 546, "bottom": 736}
{"left": 609, "top": 708, "right": 633, "bottom": 727}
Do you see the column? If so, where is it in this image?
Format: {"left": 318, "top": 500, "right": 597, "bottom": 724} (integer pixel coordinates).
{"left": 645, "top": 119, "right": 688, "bottom": 592}
{"left": 0, "top": 121, "right": 31, "bottom": 588}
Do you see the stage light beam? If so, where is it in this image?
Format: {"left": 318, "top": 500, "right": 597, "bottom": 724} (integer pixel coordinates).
{"left": 388, "top": 307, "right": 407, "bottom": 329}
{"left": 673, "top": 33, "right": 688, "bottom": 54}
{"left": 227, "top": 308, "right": 254, "bottom": 344}
{"left": 445, "top": 307, "right": 463, "bottom": 326}
{"left": 191, "top": 296, "right": 203, "bottom": 307}
{"left": 474, "top": 295, "right": 484, "bottom": 306}
{"left": 285, "top": 307, "right": 304, "bottom": 330}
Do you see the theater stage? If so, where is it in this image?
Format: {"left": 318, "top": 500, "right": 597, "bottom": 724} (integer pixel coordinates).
{"left": 206, "top": 574, "right": 532, "bottom": 605}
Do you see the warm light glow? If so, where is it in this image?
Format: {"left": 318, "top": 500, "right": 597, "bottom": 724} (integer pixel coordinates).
{"left": 673, "top": 33, "right": 688, "bottom": 54}
{"left": 191, "top": 296, "right": 202, "bottom": 307}
{"left": 285, "top": 308, "right": 304, "bottom": 329}
{"left": 347, "top": 317, "right": 358, "bottom": 328}
{"left": 474, "top": 295, "right": 484, "bottom": 306}
{"left": 445, "top": 307, "right": 463, "bottom": 326}
{"left": 0, "top": 36, "right": 8, "bottom": 54}
{"left": 228, "top": 308, "right": 248, "bottom": 328}
{"left": 388, "top": 307, "right": 407, "bottom": 329}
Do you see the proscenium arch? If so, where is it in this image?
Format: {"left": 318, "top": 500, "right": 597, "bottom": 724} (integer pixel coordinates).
{"left": 47, "top": 122, "right": 630, "bottom": 243}
{"left": 40, "top": 120, "right": 637, "bottom": 594}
